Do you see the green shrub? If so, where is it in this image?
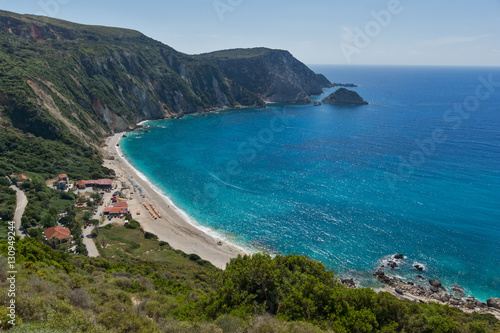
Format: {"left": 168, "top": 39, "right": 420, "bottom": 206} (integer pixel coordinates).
{"left": 144, "top": 231, "right": 158, "bottom": 240}
{"left": 125, "top": 220, "right": 140, "bottom": 229}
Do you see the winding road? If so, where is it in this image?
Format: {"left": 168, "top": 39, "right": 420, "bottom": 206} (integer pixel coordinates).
{"left": 10, "top": 184, "right": 27, "bottom": 239}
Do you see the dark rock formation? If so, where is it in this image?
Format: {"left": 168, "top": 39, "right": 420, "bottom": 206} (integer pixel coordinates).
{"left": 341, "top": 279, "right": 357, "bottom": 288}
{"left": 199, "top": 48, "right": 333, "bottom": 103}
{"left": 452, "top": 285, "right": 466, "bottom": 297}
{"left": 394, "top": 254, "right": 404, "bottom": 260}
{"left": 321, "top": 88, "right": 368, "bottom": 105}
{"left": 414, "top": 264, "right": 425, "bottom": 271}
{"left": 429, "top": 279, "right": 442, "bottom": 288}
{"left": 388, "top": 261, "right": 398, "bottom": 269}
{"left": 487, "top": 298, "right": 500, "bottom": 310}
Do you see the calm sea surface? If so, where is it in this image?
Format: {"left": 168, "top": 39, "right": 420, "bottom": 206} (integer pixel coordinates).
{"left": 121, "top": 65, "right": 500, "bottom": 301}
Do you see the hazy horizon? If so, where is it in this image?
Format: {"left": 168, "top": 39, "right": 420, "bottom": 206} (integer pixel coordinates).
{"left": 1, "top": 1, "right": 499, "bottom": 67}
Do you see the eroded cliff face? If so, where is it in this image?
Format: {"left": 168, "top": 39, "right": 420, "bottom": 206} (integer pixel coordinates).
{"left": 199, "top": 48, "right": 333, "bottom": 103}
{"left": 0, "top": 11, "right": 330, "bottom": 143}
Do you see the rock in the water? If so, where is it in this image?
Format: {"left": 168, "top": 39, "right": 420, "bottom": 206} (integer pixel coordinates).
{"left": 487, "top": 298, "right": 500, "bottom": 310}
{"left": 416, "top": 275, "right": 425, "bottom": 280}
{"left": 430, "top": 286, "right": 440, "bottom": 293}
{"left": 413, "top": 264, "right": 425, "bottom": 271}
{"left": 374, "top": 269, "right": 385, "bottom": 277}
{"left": 394, "top": 254, "right": 404, "bottom": 260}
{"left": 429, "top": 279, "right": 442, "bottom": 288}
{"left": 451, "top": 285, "right": 465, "bottom": 297}
{"left": 388, "top": 261, "right": 398, "bottom": 269}
{"left": 321, "top": 88, "right": 368, "bottom": 105}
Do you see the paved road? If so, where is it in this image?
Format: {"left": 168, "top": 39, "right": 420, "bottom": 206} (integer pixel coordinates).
{"left": 81, "top": 189, "right": 115, "bottom": 257}
{"left": 82, "top": 225, "right": 99, "bottom": 257}
{"left": 10, "top": 185, "right": 27, "bottom": 239}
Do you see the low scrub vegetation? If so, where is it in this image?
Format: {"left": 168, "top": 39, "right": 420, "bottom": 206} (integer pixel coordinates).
{"left": 0, "top": 238, "right": 497, "bottom": 332}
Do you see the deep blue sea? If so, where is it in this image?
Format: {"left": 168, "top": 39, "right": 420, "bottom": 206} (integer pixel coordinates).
{"left": 120, "top": 65, "right": 500, "bottom": 301}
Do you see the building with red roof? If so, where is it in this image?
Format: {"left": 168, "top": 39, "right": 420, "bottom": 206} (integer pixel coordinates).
{"left": 75, "top": 180, "right": 86, "bottom": 189}
{"left": 76, "top": 179, "right": 113, "bottom": 190}
{"left": 103, "top": 201, "right": 129, "bottom": 216}
{"left": 43, "top": 226, "right": 72, "bottom": 242}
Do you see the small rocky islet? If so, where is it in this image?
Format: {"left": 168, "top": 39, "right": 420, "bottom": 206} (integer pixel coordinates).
{"left": 321, "top": 87, "right": 368, "bottom": 105}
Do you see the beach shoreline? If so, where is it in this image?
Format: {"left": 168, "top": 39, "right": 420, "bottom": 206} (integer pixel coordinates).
{"left": 101, "top": 126, "right": 500, "bottom": 319}
{"left": 102, "top": 132, "right": 247, "bottom": 269}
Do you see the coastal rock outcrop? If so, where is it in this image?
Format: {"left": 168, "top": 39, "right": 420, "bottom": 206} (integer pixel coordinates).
{"left": 321, "top": 88, "right": 368, "bottom": 105}
{"left": 429, "top": 279, "right": 442, "bottom": 288}
{"left": 487, "top": 298, "right": 500, "bottom": 310}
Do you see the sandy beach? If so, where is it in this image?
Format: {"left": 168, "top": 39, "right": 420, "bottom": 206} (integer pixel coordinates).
{"left": 102, "top": 132, "right": 246, "bottom": 269}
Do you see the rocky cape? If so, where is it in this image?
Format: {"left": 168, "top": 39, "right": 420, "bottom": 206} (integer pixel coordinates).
{"left": 322, "top": 88, "right": 368, "bottom": 105}
{"left": 0, "top": 11, "right": 331, "bottom": 144}
{"left": 198, "top": 48, "right": 333, "bottom": 104}
{"left": 341, "top": 253, "right": 500, "bottom": 319}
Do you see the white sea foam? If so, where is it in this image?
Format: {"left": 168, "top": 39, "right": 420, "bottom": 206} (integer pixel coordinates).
{"left": 115, "top": 138, "right": 253, "bottom": 256}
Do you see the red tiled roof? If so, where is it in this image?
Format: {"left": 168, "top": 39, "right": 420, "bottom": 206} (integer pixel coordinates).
{"left": 80, "top": 179, "right": 112, "bottom": 186}
{"left": 114, "top": 201, "right": 128, "bottom": 208}
{"left": 18, "top": 174, "right": 27, "bottom": 180}
{"left": 75, "top": 180, "right": 86, "bottom": 187}
{"left": 103, "top": 207, "right": 128, "bottom": 215}
{"left": 58, "top": 174, "right": 68, "bottom": 179}
{"left": 97, "top": 179, "right": 112, "bottom": 186}
{"left": 44, "top": 226, "right": 71, "bottom": 240}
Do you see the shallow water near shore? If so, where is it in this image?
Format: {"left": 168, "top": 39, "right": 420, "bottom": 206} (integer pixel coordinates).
{"left": 120, "top": 65, "right": 500, "bottom": 301}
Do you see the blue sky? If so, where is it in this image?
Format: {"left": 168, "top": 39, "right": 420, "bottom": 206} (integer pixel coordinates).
{"left": 1, "top": 0, "right": 499, "bottom": 66}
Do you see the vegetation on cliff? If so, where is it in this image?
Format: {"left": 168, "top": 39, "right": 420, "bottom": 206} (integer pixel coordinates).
{"left": 0, "top": 238, "right": 498, "bottom": 332}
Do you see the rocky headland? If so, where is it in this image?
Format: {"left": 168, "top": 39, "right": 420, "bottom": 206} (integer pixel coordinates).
{"left": 199, "top": 48, "right": 333, "bottom": 104}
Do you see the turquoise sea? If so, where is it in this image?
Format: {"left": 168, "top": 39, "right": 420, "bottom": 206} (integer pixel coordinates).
{"left": 120, "top": 65, "right": 500, "bottom": 301}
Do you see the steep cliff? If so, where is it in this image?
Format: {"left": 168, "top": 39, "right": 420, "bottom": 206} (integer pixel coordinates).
{"left": 0, "top": 11, "right": 264, "bottom": 141}
{"left": 0, "top": 10, "right": 332, "bottom": 147}
{"left": 199, "top": 48, "right": 333, "bottom": 103}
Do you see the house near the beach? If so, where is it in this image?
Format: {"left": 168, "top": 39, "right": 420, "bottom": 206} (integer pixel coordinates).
{"left": 103, "top": 201, "right": 129, "bottom": 216}
{"left": 43, "top": 225, "right": 72, "bottom": 244}
{"left": 75, "top": 179, "right": 113, "bottom": 190}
